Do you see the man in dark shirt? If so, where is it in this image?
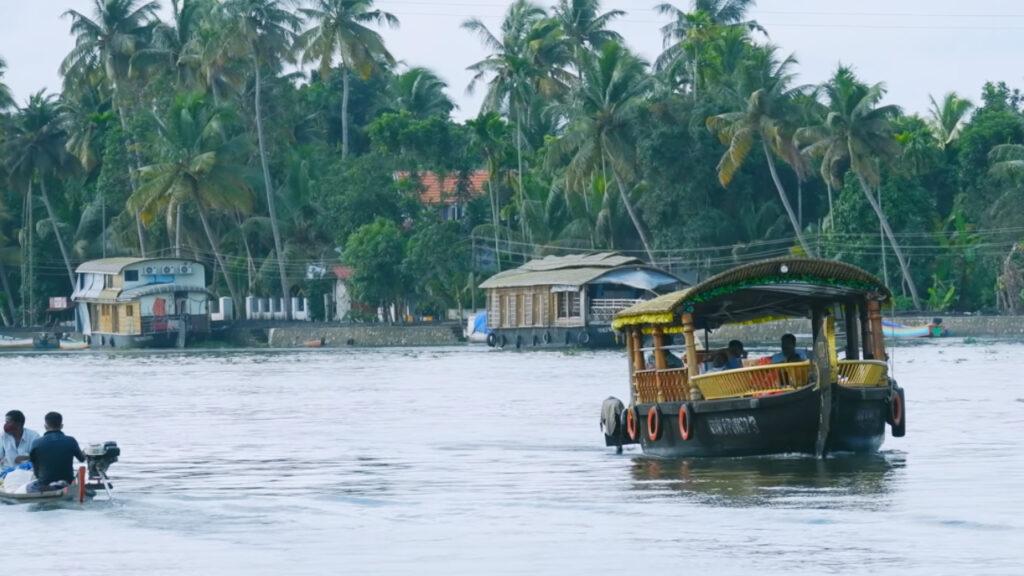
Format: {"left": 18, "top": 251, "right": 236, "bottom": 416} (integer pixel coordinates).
{"left": 29, "top": 412, "right": 85, "bottom": 486}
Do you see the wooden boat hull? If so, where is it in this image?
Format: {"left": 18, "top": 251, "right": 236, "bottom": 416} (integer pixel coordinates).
{"left": 634, "top": 385, "right": 822, "bottom": 458}
{"left": 826, "top": 384, "right": 893, "bottom": 453}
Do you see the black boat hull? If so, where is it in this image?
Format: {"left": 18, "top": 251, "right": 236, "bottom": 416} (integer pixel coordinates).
{"left": 607, "top": 381, "right": 899, "bottom": 458}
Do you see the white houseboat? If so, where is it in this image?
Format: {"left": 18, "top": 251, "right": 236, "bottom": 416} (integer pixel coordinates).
{"left": 72, "top": 257, "right": 213, "bottom": 348}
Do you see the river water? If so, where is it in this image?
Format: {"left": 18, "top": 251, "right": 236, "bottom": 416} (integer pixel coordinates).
{"left": 2, "top": 339, "right": 1022, "bottom": 575}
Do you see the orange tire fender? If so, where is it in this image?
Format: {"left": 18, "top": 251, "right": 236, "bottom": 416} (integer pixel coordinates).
{"left": 678, "top": 403, "right": 694, "bottom": 441}
{"left": 647, "top": 405, "right": 662, "bottom": 441}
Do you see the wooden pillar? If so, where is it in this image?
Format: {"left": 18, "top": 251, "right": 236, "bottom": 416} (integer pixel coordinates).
{"left": 859, "top": 301, "right": 873, "bottom": 360}
{"left": 844, "top": 302, "right": 860, "bottom": 360}
{"left": 653, "top": 327, "right": 667, "bottom": 370}
{"left": 867, "top": 299, "right": 886, "bottom": 361}
{"left": 631, "top": 327, "right": 644, "bottom": 373}
{"left": 682, "top": 312, "right": 702, "bottom": 401}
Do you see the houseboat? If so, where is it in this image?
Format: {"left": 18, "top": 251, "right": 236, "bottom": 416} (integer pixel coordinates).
{"left": 601, "top": 257, "right": 906, "bottom": 458}
{"left": 72, "top": 257, "right": 213, "bottom": 348}
{"left": 479, "top": 252, "right": 684, "bottom": 348}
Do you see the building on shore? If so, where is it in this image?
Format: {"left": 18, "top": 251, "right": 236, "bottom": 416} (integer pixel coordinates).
{"left": 479, "top": 253, "right": 685, "bottom": 348}
{"left": 71, "top": 257, "right": 213, "bottom": 348}
{"left": 395, "top": 170, "right": 488, "bottom": 221}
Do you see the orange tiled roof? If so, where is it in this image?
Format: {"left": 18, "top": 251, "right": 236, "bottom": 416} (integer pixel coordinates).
{"left": 395, "top": 170, "right": 489, "bottom": 205}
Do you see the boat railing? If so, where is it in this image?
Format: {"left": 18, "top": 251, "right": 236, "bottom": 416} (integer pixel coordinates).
{"left": 691, "top": 361, "right": 811, "bottom": 401}
{"left": 837, "top": 360, "right": 888, "bottom": 387}
{"left": 589, "top": 298, "right": 643, "bottom": 324}
{"left": 633, "top": 368, "right": 689, "bottom": 403}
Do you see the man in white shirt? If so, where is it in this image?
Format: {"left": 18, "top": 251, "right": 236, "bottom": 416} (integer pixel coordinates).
{"left": 1, "top": 410, "right": 40, "bottom": 468}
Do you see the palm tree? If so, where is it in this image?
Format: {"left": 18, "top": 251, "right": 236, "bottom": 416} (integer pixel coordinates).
{"left": 800, "top": 66, "right": 921, "bottom": 309}
{"left": 464, "top": 1, "right": 571, "bottom": 244}
{"left": 132, "top": 0, "right": 215, "bottom": 88}
{"left": 0, "top": 56, "right": 14, "bottom": 111}
{"left": 551, "top": 41, "right": 656, "bottom": 263}
{"left": 4, "top": 93, "right": 78, "bottom": 290}
{"left": 222, "top": 0, "right": 300, "bottom": 317}
{"left": 297, "top": 0, "right": 399, "bottom": 159}
{"left": 706, "top": 46, "right": 816, "bottom": 256}
{"left": 552, "top": 0, "right": 624, "bottom": 77}
{"left": 467, "top": 112, "right": 509, "bottom": 264}
{"left": 655, "top": 0, "right": 762, "bottom": 94}
{"left": 928, "top": 91, "right": 974, "bottom": 149}
{"left": 61, "top": 0, "right": 160, "bottom": 256}
{"left": 390, "top": 67, "right": 454, "bottom": 119}
{"left": 128, "top": 96, "right": 252, "bottom": 306}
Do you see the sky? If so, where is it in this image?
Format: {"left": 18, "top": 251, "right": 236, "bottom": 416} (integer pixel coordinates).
{"left": 1, "top": 0, "right": 1023, "bottom": 121}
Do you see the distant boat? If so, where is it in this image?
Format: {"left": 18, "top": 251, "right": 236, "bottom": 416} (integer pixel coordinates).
{"left": 0, "top": 336, "right": 33, "bottom": 350}
{"left": 882, "top": 318, "right": 947, "bottom": 339}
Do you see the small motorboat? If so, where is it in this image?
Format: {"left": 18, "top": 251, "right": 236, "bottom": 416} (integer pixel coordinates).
{"left": 0, "top": 441, "right": 120, "bottom": 503}
{"left": 0, "top": 336, "right": 34, "bottom": 350}
{"left": 59, "top": 338, "right": 89, "bottom": 350}
{"left": 882, "top": 318, "right": 947, "bottom": 339}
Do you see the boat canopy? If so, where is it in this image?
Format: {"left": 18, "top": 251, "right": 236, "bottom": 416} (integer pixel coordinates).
{"left": 479, "top": 252, "right": 683, "bottom": 291}
{"left": 612, "top": 258, "right": 890, "bottom": 331}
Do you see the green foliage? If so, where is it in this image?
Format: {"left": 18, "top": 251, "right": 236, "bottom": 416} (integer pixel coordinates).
{"left": 403, "top": 221, "right": 472, "bottom": 313}
{"left": 314, "top": 153, "right": 410, "bottom": 247}
{"left": 342, "top": 217, "right": 406, "bottom": 311}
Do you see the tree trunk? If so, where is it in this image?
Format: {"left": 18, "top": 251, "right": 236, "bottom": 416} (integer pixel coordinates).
{"left": 21, "top": 180, "right": 33, "bottom": 326}
{"left": 252, "top": 58, "right": 292, "bottom": 319}
{"left": 487, "top": 176, "right": 501, "bottom": 266}
{"left": 38, "top": 177, "right": 76, "bottom": 289}
{"left": 0, "top": 260, "right": 16, "bottom": 326}
{"left": 175, "top": 203, "right": 182, "bottom": 258}
{"left": 515, "top": 112, "right": 528, "bottom": 245}
{"left": 609, "top": 162, "right": 656, "bottom": 266}
{"left": 196, "top": 201, "right": 240, "bottom": 307}
{"left": 342, "top": 68, "right": 351, "bottom": 159}
{"left": 856, "top": 173, "right": 921, "bottom": 310}
{"left": 111, "top": 78, "right": 147, "bottom": 257}
{"left": 763, "top": 142, "right": 816, "bottom": 257}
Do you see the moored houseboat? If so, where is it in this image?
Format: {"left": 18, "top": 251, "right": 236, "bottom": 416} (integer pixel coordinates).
{"left": 601, "top": 257, "right": 906, "bottom": 458}
{"left": 479, "top": 253, "right": 684, "bottom": 348}
{"left": 72, "top": 257, "right": 214, "bottom": 348}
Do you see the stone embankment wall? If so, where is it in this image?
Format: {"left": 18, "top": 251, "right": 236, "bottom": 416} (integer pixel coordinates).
{"left": 711, "top": 315, "right": 1024, "bottom": 344}
{"left": 263, "top": 324, "right": 460, "bottom": 348}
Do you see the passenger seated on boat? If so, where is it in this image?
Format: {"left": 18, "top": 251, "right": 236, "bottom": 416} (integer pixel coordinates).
{"left": 703, "top": 350, "right": 729, "bottom": 373}
{"left": 28, "top": 412, "right": 84, "bottom": 490}
{"left": 726, "top": 340, "right": 746, "bottom": 369}
{"left": 771, "top": 333, "right": 808, "bottom": 364}
{"left": 1, "top": 410, "right": 40, "bottom": 468}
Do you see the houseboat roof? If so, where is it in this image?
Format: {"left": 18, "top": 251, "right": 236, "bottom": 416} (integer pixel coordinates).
{"left": 612, "top": 257, "right": 891, "bottom": 330}
{"left": 75, "top": 257, "right": 200, "bottom": 275}
{"left": 479, "top": 252, "right": 682, "bottom": 291}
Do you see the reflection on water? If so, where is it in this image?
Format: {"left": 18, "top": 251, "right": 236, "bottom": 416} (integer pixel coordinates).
{"left": 630, "top": 452, "right": 905, "bottom": 508}
{"left": 1, "top": 341, "right": 1023, "bottom": 575}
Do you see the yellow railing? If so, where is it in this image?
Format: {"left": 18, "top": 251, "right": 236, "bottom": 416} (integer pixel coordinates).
{"left": 633, "top": 368, "right": 689, "bottom": 404}
{"left": 691, "top": 361, "right": 811, "bottom": 401}
{"left": 837, "top": 360, "right": 888, "bottom": 387}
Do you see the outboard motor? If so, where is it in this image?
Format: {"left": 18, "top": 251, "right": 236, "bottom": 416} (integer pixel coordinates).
{"left": 83, "top": 441, "right": 120, "bottom": 495}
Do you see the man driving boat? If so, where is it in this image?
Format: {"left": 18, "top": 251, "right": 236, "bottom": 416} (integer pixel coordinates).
{"left": 1, "top": 410, "right": 40, "bottom": 468}
{"left": 28, "top": 412, "right": 84, "bottom": 490}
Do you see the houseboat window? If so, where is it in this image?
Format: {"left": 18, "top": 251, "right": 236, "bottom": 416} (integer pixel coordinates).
{"left": 532, "top": 294, "right": 542, "bottom": 326}
{"left": 126, "top": 304, "right": 134, "bottom": 317}
{"left": 124, "top": 270, "right": 139, "bottom": 282}
{"left": 103, "top": 275, "right": 113, "bottom": 289}
{"left": 556, "top": 292, "right": 581, "bottom": 319}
